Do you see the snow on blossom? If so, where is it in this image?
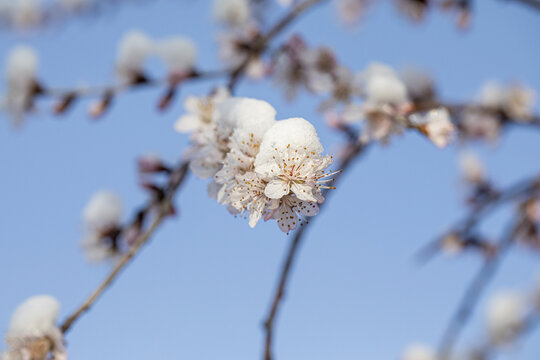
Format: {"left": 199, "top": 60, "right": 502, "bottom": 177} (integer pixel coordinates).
{"left": 81, "top": 190, "right": 123, "bottom": 262}
{"left": 212, "top": 0, "right": 251, "bottom": 27}
{"left": 486, "top": 291, "right": 526, "bottom": 344}
{"left": 83, "top": 190, "right": 123, "bottom": 230}
{"left": 154, "top": 36, "right": 197, "bottom": 76}
{"left": 1, "top": 295, "right": 66, "bottom": 360}
{"left": 401, "top": 344, "right": 437, "bottom": 360}
{"left": 116, "top": 30, "right": 153, "bottom": 83}
{"left": 410, "top": 108, "right": 456, "bottom": 148}
{"left": 357, "top": 62, "right": 408, "bottom": 105}
{"left": 3, "top": 45, "right": 39, "bottom": 126}
{"left": 253, "top": 118, "right": 337, "bottom": 232}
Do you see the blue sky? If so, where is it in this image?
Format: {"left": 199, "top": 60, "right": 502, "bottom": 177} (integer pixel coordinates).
{"left": 0, "top": 1, "right": 539, "bottom": 359}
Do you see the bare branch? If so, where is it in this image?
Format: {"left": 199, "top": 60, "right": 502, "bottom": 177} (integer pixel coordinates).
{"left": 436, "top": 217, "right": 525, "bottom": 360}
{"left": 263, "top": 139, "right": 369, "bottom": 360}
{"left": 60, "top": 161, "right": 189, "bottom": 334}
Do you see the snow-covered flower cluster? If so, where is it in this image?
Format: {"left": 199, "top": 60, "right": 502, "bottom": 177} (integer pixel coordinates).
{"left": 401, "top": 344, "right": 437, "bottom": 360}
{"left": 176, "top": 93, "right": 337, "bottom": 233}
{"left": 116, "top": 30, "right": 197, "bottom": 84}
{"left": 1, "top": 45, "right": 40, "bottom": 126}
{"left": 485, "top": 291, "right": 526, "bottom": 345}
{"left": 1, "top": 295, "right": 66, "bottom": 360}
{"left": 81, "top": 190, "right": 124, "bottom": 262}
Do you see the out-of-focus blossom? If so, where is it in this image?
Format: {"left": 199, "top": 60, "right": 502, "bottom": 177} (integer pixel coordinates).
{"left": 1, "top": 295, "right": 66, "bottom": 360}
{"left": 2, "top": 45, "right": 40, "bottom": 126}
{"left": 401, "top": 344, "right": 437, "bottom": 360}
{"left": 116, "top": 30, "right": 153, "bottom": 83}
{"left": 486, "top": 291, "right": 525, "bottom": 344}
{"left": 212, "top": 0, "right": 251, "bottom": 27}
{"left": 459, "top": 151, "right": 485, "bottom": 184}
{"left": 410, "top": 108, "right": 455, "bottom": 148}
{"left": 81, "top": 190, "right": 123, "bottom": 262}
{"left": 460, "top": 108, "right": 500, "bottom": 142}
{"left": 479, "top": 81, "right": 537, "bottom": 121}
{"left": 154, "top": 36, "right": 197, "bottom": 79}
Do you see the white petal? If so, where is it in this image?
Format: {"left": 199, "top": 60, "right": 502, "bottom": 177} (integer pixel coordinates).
{"left": 291, "top": 182, "right": 317, "bottom": 202}
{"left": 264, "top": 179, "right": 290, "bottom": 199}
{"left": 277, "top": 203, "right": 298, "bottom": 233}
{"left": 174, "top": 114, "right": 202, "bottom": 133}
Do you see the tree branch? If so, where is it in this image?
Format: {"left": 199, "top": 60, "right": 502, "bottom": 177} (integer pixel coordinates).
{"left": 436, "top": 217, "right": 524, "bottom": 360}
{"left": 262, "top": 139, "right": 369, "bottom": 360}
{"left": 60, "top": 161, "right": 189, "bottom": 334}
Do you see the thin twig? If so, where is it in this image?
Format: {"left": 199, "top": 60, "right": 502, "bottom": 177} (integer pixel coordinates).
{"left": 436, "top": 217, "right": 524, "bottom": 360}
{"left": 415, "top": 173, "right": 540, "bottom": 264}
{"left": 508, "top": 0, "right": 540, "bottom": 11}
{"left": 60, "top": 161, "right": 189, "bottom": 333}
{"left": 263, "top": 140, "right": 369, "bottom": 360}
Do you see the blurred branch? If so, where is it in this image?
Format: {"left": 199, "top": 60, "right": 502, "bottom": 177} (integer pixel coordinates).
{"left": 228, "top": 0, "right": 328, "bottom": 92}
{"left": 508, "top": 0, "right": 540, "bottom": 11}
{"left": 437, "top": 217, "right": 524, "bottom": 360}
{"left": 263, "top": 138, "right": 370, "bottom": 360}
{"left": 60, "top": 161, "right": 189, "bottom": 334}
{"left": 415, "top": 173, "right": 540, "bottom": 263}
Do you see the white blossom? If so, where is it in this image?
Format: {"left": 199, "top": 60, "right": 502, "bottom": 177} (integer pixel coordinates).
{"left": 174, "top": 87, "right": 230, "bottom": 134}
{"left": 411, "top": 108, "right": 456, "bottom": 148}
{"left": 154, "top": 36, "right": 197, "bottom": 76}
{"left": 116, "top": 30, "right": 153, "bottom": 83}
{"left": 212, "top": 0, "right": 250, "bottom": 27}
{"left": 459, "top": 151, "right": 484, "bottom": 184}
{"left": 83, "top": 190, "right": 123, "bottom": 231}
{"left": 401, "top": 344, "right": 437, "bottom": 360}
{"left": 357, "top": 62, "right": 408, "bottom": 105}
{"left": 2, "top": 295, "right": 66, "bottom": 360}
{"left": 3, "top": 45, "right": 39, "bottom": 126}
{"left": 486, "top": 291, "right": 525, "bottom": 344}
{"left": 396, "top": 0, "right": 428, "bottom": 22}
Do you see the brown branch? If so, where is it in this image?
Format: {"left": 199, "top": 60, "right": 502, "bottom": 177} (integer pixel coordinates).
{"left": 508, "top": 0, "right": 540, "bottom": 11}
{"left": 262, "top": 139, "right": 370, "bottom": 360}
{"left": 436, "top": 218, "right": 525, "bottom": 360}
{"left": 60, "top": 161, "right": 189, "bottom": 334}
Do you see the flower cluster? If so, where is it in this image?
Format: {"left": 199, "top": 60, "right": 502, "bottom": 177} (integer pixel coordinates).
{"left": 461, "top": 81, "right": 537, "bottom": 143}
{"left": 176, "top": 93, "right": 337, "bottom": 233}
{"left": 485, "top": 291, "right": 526, "bottom": 345}
{"left": 1, "top": 295, "right": 66, "bottom": 360}
{"left": 116, "top": 30, "right": 197, "bottom": 84}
